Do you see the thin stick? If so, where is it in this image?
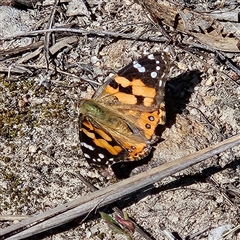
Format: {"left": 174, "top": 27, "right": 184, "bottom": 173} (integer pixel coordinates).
{"left": 1, "top": 134, "right": 240, "bottom": 240}
{"left": 44, "top": 0, "right": 59, "bottom": 69}
{"left": 0, "top": 27, "right": 167, "bottom": 42}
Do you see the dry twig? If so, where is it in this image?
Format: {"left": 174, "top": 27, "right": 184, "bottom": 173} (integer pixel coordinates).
{"left": 0, "top": 27, "right": 168, "bottom": 42}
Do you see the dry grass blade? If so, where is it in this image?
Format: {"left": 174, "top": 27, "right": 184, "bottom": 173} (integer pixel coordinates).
{"left": 1, "top": 134, "right": 240, "bottom": 240}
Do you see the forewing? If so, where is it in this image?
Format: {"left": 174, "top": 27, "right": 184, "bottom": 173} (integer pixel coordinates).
{"left": 79, "top": 116, "right": 128, "bottom": 166}
{"left": 95, "top": 52, "right": 170, "bottom": 140}
{"left": 94, "top": 52, "right": 170, "bottom": 110}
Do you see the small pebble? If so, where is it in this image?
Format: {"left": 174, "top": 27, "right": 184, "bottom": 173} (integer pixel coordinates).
{"left": 29, "top": 145, "right": 37, "bottom": 153}
{"left": 205, "top": 76, "right": 215, "bottom": 86}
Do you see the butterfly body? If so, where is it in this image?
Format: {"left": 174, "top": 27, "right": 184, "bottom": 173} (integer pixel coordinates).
{"left": 79, "top": 53, "right": 170, "bottom": 167}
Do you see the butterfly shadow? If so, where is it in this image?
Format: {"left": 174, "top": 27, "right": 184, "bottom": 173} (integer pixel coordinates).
{"left": 112, "top": 70, "right": 202, "bottom": 179}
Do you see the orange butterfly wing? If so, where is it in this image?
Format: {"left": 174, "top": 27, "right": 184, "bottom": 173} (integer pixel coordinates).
{"left": 79, "top": 52, "right": 170, "bottom": 166}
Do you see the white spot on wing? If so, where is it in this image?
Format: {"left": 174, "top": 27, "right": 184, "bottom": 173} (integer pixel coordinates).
{"left": 159, "top": 80, "right": 163, "bottom": 87}
{"left": 151, "top": 71, "right": 157, "bottom": 78}
{"left": 149, "top": 116, "right": 154, "bottom": 121}
{"left": 133, "top": 62, "right": 141, "bottom": 68}
{"left": 98, "top": 153, "right": 105, "bottom": 159}
{"left": 133, "top": 61, "right": 146, "bottom": 73}
{"left": 156, "top": 66, "right": 161, "bottom": 70}
{"left": 138, "top": 67, "right": 146, "bottom": 72}
{"left": 82, "top": 142, "right": 95, "bottom": 151}
{"left": 148, "top": 54, "right": 155, "bottom": 60}
{"left": 84, "top": 153, "right": 91, "bottom": 159}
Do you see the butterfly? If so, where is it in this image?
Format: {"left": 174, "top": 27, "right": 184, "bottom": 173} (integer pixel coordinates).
{"left": 79, "top": 52, "right": 170, "bottom": 167}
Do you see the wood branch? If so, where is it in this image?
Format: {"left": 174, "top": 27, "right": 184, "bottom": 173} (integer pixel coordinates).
{"left": 1, "top": 134, "right": 240, "bottom": 240}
